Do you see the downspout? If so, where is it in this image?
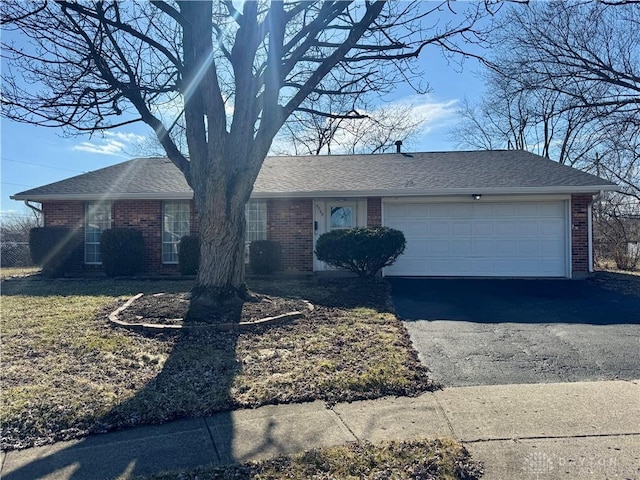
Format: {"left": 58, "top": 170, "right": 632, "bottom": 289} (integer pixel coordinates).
{"left": 588, "top": 190, "right": 604, "bottom": 274}
{"left": 24, "top": 201, "right": 43, "bottom": 227}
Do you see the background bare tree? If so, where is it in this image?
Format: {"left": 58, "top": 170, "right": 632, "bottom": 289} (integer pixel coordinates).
{"left": 451, "top": 2, "right": 639, "bottom": 190}
{"left": 2, "top": 1, "right": 491, "bottom": 321}
{"left": 274, "top": 97, "right": 428, "bottom": 155}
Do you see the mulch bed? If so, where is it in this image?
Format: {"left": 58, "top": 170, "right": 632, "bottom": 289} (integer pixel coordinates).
{"left": 117, "top": 292, "right": 310, "bottom": 326}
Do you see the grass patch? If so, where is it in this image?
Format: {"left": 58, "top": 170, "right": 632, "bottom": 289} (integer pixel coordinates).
{"left": 1, "top": 276, "right": 432, "bottom": 451}
{"left": 0, "top": 266, "right": 40, "bottom": 279}
{"left": 141, "top": 438, "right": 483, "bottom": 480}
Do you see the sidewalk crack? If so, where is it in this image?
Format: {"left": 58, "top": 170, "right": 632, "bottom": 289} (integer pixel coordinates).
{"left": 202, "top": 417, "right": 222, "bottom": 463}
{"left": 326, "top": 404, "right": 360, "bottom": 443}
{"left": 433, "top": 394, "right": 458, "bottom": 440}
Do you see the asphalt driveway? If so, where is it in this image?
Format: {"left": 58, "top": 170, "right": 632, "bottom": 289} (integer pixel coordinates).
{"left": 390, "top": 276, "right": 640, "bottom": 386}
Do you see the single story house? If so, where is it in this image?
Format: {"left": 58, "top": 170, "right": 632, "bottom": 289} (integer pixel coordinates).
{"left": 12, "top": 149, "right": 617, "bottom": 278}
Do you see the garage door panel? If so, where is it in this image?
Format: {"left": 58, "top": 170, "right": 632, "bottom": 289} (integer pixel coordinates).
{"left": 494, "top": 239, "right": 518, "bottom": 255}
{"left": 518, "top": 221, "right": 539, "bottom": 235}
{"left": 518, "top": 203, "right": 540, "bottom": 216}
{"left": 495, "top": 220, "right": 517, "bottom": 235}
{"left": 384, "top": 200, "right": 567, "bottom": 277}
{"left": 451, "top": 239, "right": 472, "bottom": 255}
{"left": 429, "top": 221, "right": 450, "bottom": 235}
{"left": 451, "top": 221, "right": 472, "bottom": 235}
{"left": 430, "top": 204, "right": 450, "bottom": 217}
{"left": 451, "top": 204, "right": 473, "bottom": 217}
{"left": 540, "top": 239, "right": 565, "bottom": 256}
{"left": 540, "top": 219, "right": 565, "bottom": 235}
{"left": 518, "top": 239, "right": 540, "bottom": 256}
{"left": 494, "top": 203, "right": 518, "bottom": 216}
{"left": 472, "top": 221, "right": 494, "bottom": 235}
{"left": 472, "top": 239, "right": 495, "bottom": 255}
{"left": 539, "top": 202, "right": 565, "bottom": 216}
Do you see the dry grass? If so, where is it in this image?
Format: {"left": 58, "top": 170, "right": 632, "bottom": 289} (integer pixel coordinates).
{"left": 141, "top": 438, "right": 483, "bottom": 480}
{"left": 0, "top": 266, "right": 40, "bottom": 279}
{"left": 1, "top": 276, "right": 432, "bottom": 451}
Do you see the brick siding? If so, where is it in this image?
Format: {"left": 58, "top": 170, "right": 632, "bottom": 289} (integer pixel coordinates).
{"left": 267, "top": 198, "right": 313, "bottom": 272}
{"left": 571, "top": 194, "right": 592, "bottom": 277}
{"left": 367, "top": 197, "right": 382, "bottom": 226}
{"left": 43, "top": 194, "right": 594, "bottom": 277}
{"left": 43, "top": 201, "right": 87, "bottom": 273}
{"left": 113, "top": 200, "right": 167, "bottom": 273}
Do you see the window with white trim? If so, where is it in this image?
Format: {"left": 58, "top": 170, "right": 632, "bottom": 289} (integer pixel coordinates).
{"left": 244, "top": 200, "right": 267, "bottom": 262}
{"left": 85, "top": 202, "right": 111, "bottom": 264}
{"left": 163, "top": 201, "right": 190, "bottom": 264}
{"left": 245, "top": 200, "right": 267, "bottom": 244}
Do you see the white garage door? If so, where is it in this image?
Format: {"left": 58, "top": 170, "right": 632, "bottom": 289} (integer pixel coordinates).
{"left": 384, "top": 201, "right": 568, "bottom": 277}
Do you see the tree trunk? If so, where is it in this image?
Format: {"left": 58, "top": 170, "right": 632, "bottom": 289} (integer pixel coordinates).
{"left": 186, "top": 189, "right": 249, "bottom": 324}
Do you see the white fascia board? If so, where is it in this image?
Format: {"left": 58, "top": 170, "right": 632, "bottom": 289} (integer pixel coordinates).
{"left": 12, "top": 184, "right": 617, "bottom": 202}
{"left": 250, "top": 184, "right": 618, "bottom": 199}
{"left": 10, "top": 192, "right": 194, "bottom": 202}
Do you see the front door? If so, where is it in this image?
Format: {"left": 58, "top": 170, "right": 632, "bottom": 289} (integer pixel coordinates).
{"left": 313, "top": 200, "right": 359, "bottom": 271}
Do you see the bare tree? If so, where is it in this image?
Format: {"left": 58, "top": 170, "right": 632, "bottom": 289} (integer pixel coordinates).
{"left": 451, "top": 1, "right": 639, "bottom": 197}
{"left": 2, "top": 1, "right": 491, "bottom": 321}
{"left": 451, "top": 70, "right": 609, "bottom": 169}
{"left": 274, "top": 97, "right": 427, "bottom": 155}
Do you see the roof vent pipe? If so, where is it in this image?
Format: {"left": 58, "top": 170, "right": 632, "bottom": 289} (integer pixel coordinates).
{"left": 395, "top": 140, "right": 402, "bottom": 153}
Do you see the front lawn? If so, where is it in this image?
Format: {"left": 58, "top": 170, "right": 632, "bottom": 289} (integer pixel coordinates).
{"left": 1, "top": 276, "right": 433, "bottom": 450}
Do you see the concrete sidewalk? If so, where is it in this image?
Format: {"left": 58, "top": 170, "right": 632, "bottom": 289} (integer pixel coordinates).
{"left": 2, "top": 380, "right": 639, "bottom": 480}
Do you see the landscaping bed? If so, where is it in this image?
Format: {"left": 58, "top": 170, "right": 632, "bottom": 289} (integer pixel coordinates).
{"left": 1, "top": 276, "right": 434, "bottom": 451}
{"left": 141, "top": 438, "right": 483, "bottom": 480}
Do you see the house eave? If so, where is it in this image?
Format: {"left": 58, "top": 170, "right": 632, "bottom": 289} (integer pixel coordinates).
{"left": 250, "top": 184, "right": 619, "bottom": 198}
{"left": 11, "top": 184, "right": 618, "bottom": 203}
{"left": 10, "top": 192, "right": 194, "bottom": 202}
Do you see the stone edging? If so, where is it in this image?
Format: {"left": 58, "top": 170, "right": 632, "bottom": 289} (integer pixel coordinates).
{"left": 108, "top": 293, "right": 314, "bottom": 333}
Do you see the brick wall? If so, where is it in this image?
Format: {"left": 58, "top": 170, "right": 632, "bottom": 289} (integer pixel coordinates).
{"left": 43, "top": 200, "right": 192, "bottom": 274}
{"left": 43, "top": 201, "right": 86, "bottom": 272}
{"left": 571, "top": 194, "right": 592, "bottom": 277}
{"left": 267, "top": 198, "right": 313, "bottom": 272}
{"left": 367, "top": 197, "right": 382, "bottom": 226}
{"left": 113, "top": 200, "right": 167, "bottom": 273}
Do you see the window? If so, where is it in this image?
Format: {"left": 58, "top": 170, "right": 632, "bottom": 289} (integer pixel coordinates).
{"left": 85, "top": 202, "right": 111, "bottom": 264}
{"left": 330, "top": 205, "right": 355, "bottom": 230}
{"left": 245, "top": 200, "right": 267, "bottom": 262}
{"left": 245, "top": 200, "right": 267, "bottom": 244}
{"left": 163, "top": 201, "right": 190, "bottom": 264}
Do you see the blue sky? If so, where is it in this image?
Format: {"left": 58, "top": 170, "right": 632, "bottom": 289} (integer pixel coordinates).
{"left": 0, "top": 26, "right": 486, "bottom": 218}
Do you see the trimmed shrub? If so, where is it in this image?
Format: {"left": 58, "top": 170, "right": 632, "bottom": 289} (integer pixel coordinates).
{"left": 249, "top": 240, "right": 282, "bottom": 274}
{"left": 100, "top": 228, "right": 144, "bottom": 277}
{"left": 315, "top": 227, "right": 406, "bottom": 278}
{"left": 29, "top": 227, "right": 81, "bottom": 277}
{"left": 178, "top": 235, "right": 200, "bottom": 275}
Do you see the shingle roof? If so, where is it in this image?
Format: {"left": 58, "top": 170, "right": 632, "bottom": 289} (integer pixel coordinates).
{"left": 11, "top": 150, "right": 617, "bottom": 201}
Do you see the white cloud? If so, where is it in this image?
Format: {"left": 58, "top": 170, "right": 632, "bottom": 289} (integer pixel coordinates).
{"left": 395, "top": 95, "right": 459, "bottom": 133}
{"left": 71, "top": 131, "right": 146, "bottom": 156}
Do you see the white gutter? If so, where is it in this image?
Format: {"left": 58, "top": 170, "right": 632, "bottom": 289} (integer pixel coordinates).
{"left": 11, "top": 184, "right": 619, "bottom": 202}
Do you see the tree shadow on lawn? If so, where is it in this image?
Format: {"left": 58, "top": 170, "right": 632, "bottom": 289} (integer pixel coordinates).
{"left": 2, "top": 276, "right": 410, "bottom": 480}
{"left": 3, "top": 324, "right": 243, "bottom": 480}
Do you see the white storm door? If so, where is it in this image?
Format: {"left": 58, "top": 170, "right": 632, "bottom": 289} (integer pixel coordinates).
{"left": 313, "top": 201, "right": 358, "bottom": 271}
